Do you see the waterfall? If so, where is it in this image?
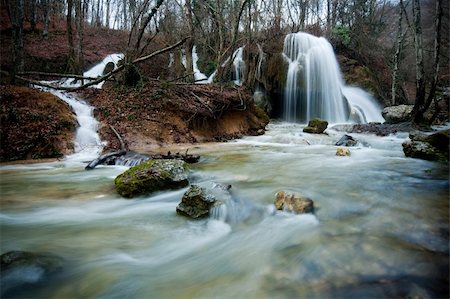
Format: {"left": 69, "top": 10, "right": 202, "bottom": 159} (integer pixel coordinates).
{"left": 282, "top": 32, "right": 383, "bottom": 124}
{"left": 43, "top": 54, "right": 123, "bottom": 162}
{"left": 232, "top": 47, "right": 245, "bottom": 86}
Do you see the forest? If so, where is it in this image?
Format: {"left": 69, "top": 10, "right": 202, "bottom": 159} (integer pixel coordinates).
{"left": 2, "top": 0, "right": 449, "bottom": 124}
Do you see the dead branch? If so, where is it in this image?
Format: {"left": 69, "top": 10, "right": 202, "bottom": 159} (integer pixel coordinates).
{"left": 17, "top": 71, "right": 99, "bottom": 81}
{"left": 109, "top": 124, "right": 127, "bottom": 151}
{"left": 16, "top": 37, "right": 190, "bottom": 91}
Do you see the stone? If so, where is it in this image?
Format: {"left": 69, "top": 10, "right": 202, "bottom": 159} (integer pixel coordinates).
{"left": 336, "top": 148, "right": 351, "bottom": 156}
{"left": 382, "top": 105, "right": 413, "bottom": 124}
{"left": 303, "top": 118, "right": 328, "bottom": 134}
{"left": 1, "top": 251, "right": 62, "bottom": 296}
{"left": 275, "top": 191, "right": 314, "bottom": 214}
{"left": 335, "top": 134, "right": 357, "bottom": 147}
{"left": 402, "top": 129, "right": 449, "bottom": 162}
{"left": 114, "top": 159, "right": 189, "bottom": 198}
{"left": 176, "top": 185, "right": 217, "bottom": 218}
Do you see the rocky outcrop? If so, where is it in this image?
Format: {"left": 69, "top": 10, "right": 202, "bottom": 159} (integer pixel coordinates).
{"left": 382, "top": 105, "right": 413, "bottom": 124}
{"left": 303, "top": 118, "right": 328, "bottom": 134}
{"left": 275, "top": 191, "right": 314, "bottom": 214}
{"left": 350, "top": 122, "right": 413, "bottom": 136}
{"left": 176, "top": 185, "right": 218, "bottom": 218}
{"left": 335, "top": 134, "right": 357, "bottom": 146}
{"left": 336, "top": 148, "right": 351, "bottom": 156}
{"left": 114, "top": 159, "right": 189, "bottom": 198}
{"left": 1, "top": 251, "right": 62, "bottom": 297}
{"left": 402, "top": 130, "right": 449, "bottom": 162}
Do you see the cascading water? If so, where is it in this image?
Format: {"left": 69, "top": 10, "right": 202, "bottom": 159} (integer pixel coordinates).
{"left": 43, "top": 54, "right": 123, "bottom": 162}
{"left": 282, "top": 32, "right": 383, "bottom": 124}
{"left": 232, "top": 47, "right": 245, "bottom": 86}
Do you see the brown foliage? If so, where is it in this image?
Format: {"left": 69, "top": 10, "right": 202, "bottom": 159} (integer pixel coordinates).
{"left": 0, "top": 85, "right": 77, "bottom": 161}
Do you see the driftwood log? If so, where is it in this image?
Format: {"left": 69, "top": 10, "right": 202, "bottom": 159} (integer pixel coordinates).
{"left": 85, "top": 150, "right": 200, "bottom": 170}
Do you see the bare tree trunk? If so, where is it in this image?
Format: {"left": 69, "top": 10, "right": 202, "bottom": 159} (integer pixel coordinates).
{"left": 10, "top": 0, "right": 24, "bottom": 82}
{"left": 42, "top": 0, "right": 50, "bottom": 38}
{"left": 184, "top": 0, "right": 195, "bottom": 82}
{"left": 423, "top": 0, "right": 443, "bottom": 112}
{"left": 74, "top": 0, "right": 84, "bottom": 74}
{"left": 106, "top": 0, "right": 110, "bottom": 28}
{"left": 391, "top": 0, "right": 406, "bottom": 106}
{"left": 410, "top": 0, "right": 426, "bottom": 123}
{"left": 30, "top": 0, "right": 37, "bottom": 32}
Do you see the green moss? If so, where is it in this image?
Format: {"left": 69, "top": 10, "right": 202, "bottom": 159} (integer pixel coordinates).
{"left": 114, "top": 159, "right": 189, "bottom": 198}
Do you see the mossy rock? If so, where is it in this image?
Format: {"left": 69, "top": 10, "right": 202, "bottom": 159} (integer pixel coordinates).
{"left": 176, "top": 185, "right": 217, "bottom": 219}
{"left": 303, "top": 118, "right": 328, "bottom": 134}
{"left": 403, "top": 129, "right": 450, "bottom": 162}
{"left": 115, "top": 159, "right": 189, "bottom": 198}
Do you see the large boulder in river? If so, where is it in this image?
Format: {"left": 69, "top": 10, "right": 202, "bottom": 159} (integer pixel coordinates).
{"left": 115, "top": 159, "right": 189, "bottom": 198}
{"left": 1, "top": 251, "right": 62, "bottom": 296}
{"left": 275, "top": 191, "right": 314, "bottom": 214}
{"left": 176, "top": 185, "right": 218, "bottom": 218}
{"left": 402, "top": 129, "right": 450, "bottom": 162}
{"left": 382, "top": 105, "right": 413, "bottom": 124}
{"left": 303, "top": 118, "right": 328, "bottom": 134}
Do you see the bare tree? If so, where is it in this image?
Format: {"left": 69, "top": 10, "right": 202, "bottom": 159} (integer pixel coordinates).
{"left": 10, "top": 0, "right": 24, "bottom": 81}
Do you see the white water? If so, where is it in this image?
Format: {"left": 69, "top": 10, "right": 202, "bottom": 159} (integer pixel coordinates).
{"left": 42, "top": 54, "right": 123, "bottom": 162}
{"left": 232, "top": 47, "right": 245, "bottom": 86}
{"left": 282, "top": 32, "right": 383, "bottom": 124}
{"left": 343, "top": 86, "right": 385, "bottom": 123}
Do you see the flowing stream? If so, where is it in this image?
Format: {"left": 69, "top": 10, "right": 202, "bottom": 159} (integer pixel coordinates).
{"left": 1, "top": 122, "right": 448, "bottom": 298}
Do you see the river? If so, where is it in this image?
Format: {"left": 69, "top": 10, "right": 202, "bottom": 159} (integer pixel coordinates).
{"left": 1, "top": 122, "right": 448, "bottom": 298}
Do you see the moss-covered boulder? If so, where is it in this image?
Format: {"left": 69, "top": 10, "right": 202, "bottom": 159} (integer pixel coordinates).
{"left": 176, "top": 185, "right": 218, "bottom": 219}
{"left": 402, "top": 129, "right": 450, "bottom": 162}
{"left": 303, "top": 118, "right": 328, "bottom": 134}
{"left": 114, "top": 159, "right": 189, "bottom": 198}
{"left": 275, "top": 191, "right": 314, "bottom": 214}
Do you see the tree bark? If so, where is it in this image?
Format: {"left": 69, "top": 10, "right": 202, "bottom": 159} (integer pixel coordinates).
{"left": 391, "top": 0, "right": 406, "bottom": 106}
{"left": 42, "top": 0, "right": 50, "bottom": 38}
{"left": 184, "top": 0, "right": 195, "bottom": 82}
{"left": 410, "top": 0, "right": 426, "bottom": 123}
{"left": 11, "top": 0, "right": 24, "bottom": 82}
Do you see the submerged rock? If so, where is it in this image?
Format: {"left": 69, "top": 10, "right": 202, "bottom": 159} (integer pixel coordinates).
{"left": 275, "top": 191, "right": 314, "bottom": 214}
{"left": 382, "top": 105, "right": 413, "bottom": 124}
{"left": 336, "top": 148, "right": 351, "bottom": 156}
{"left": 114, "top": 159, "right": 189, "bottom": 198}
{"left": 402, "top": 129, "right": 449, "bottom": 162}
{"left": 1, "top": 251, "right": 62, "bottom": 296}
{"left": 176, "top": 185, "right": 218, "bottom": 218}
{"left": 335, "top": 134, "right": 357, "bottom": 147}
{"left": 303, "top": 118, "right": 328, "bottom": 134}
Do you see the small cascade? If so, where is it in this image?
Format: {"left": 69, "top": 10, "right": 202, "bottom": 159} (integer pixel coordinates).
{"left": 232, "top": 47, "right": 245, "bottom": 86}
{"left": 342, "top": 86, "right": 385, "bottom": 123}
{"left": 282, "top": 32, "right": 383, "bottom": 124}
{"left": 113, "top": 152, "right": 150, "bottom": 167}
{"left": 44, "top": 54, "right": 123, "bottom": 162}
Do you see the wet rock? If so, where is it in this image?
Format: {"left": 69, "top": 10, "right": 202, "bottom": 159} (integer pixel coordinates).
{"left": 350, "top": 122, "right": 413, "bottom": 136}
{"left": 402, "top": 129, "right": 449, "bottom": 162}
{"left": 382, "top": 105, "right": 413, "bottom": 124}
{"left": 336, "top": 148, "right": 351, "bottom": 156}
{"left": 335, "top": 134, "right": 357, "bottom": 147}
{"left": 176, "top": 185, "right": 218, "bottom": 218}
{"left": 1, "top": 251, "right": 62, "bottom": 296}
{"left": 275, "top": 191, "right": 314, "bottom": 214}
{"left": 303, "top": 118, "right": 328, "bottom": 134}
{"left": 115, "top": 159, "right": 189, "bottom": 198}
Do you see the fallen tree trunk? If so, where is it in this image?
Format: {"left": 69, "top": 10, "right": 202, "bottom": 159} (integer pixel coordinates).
{"left": 85, "top": 150, "right": 200, "bottom": 170}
